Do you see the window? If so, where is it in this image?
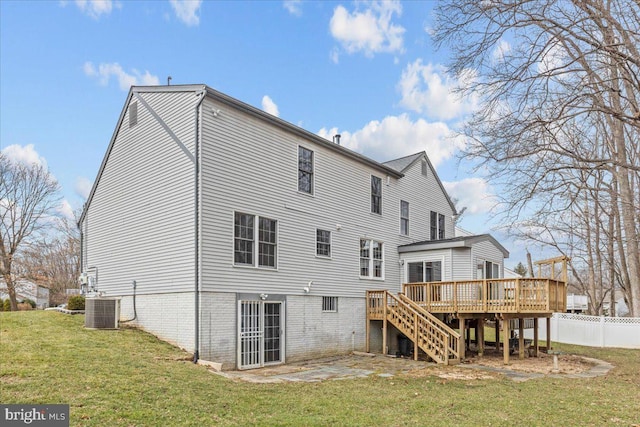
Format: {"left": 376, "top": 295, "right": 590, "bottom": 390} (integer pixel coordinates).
{"left": 234, "top": 213, "right": 254, "bottom": 265}
{"left": 298, "top": 146, "right": 314, "bottom": 194}
{"left": 316, "top": 229, "right": 331, "bottom": 257}
{"left": 234, "top": 212, "right": 277, "bottom": 268}
{"left": 371, "top": 175, "right": 382, "bottom": 214}
{"left": 360, "top": 239, "right": 384, "bottom": 279}
{"left": 322, "top": 296, "right": 338, "bottom": 312}
{"left": 478, "top": 260, "right": 501, "bottom": 279}
{"left": 430, "top": 211, "right": 446, "bottom": 240}
{"left": 430, "top": 211, "right": 437, "bottom": 240}
{"left": 400, "top": 200, "right": 409, "bottom": 235}
{"left": 129, "top": 101, "right": 138, "bottom": 127}
{"left": 258, "top": 217, "right": 277, "bottom": 267}
{"left": 421, "top": 159, "right": 428, "bottom": 176}
{"left": 408, "top": 261, "right": 442, "bottom": 282}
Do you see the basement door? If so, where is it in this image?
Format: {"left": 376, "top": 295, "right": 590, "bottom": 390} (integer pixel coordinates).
{"left": 238, "top": 300, "right": 285, "bottom": 369}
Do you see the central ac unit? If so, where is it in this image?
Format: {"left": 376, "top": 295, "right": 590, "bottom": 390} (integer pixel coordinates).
{"left": 85, "top": 298, "right": 120, "bottom": 329}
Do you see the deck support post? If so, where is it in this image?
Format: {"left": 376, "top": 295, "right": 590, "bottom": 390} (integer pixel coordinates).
{"left": 365, "top": 296, "right": 370, "bottom": 353}
{"left": 478, "top": 318, "right": 485, "bottom": 357}
{"left": 495, "top": 319, "right": 500, "bottom": 350}
{"left": 503, "top": 318, "right": 510, "bottom": 365}
{"left": 459, "top": 317, "right": 466, "bottom": 360}
{"left": 518, "top": 318, "right": 525, "bottom": 360}
{"left": 382, "top": 294, "right": 388, "bottom": 355}
{"left": 546, "top": 316, "right": 551, "bottom": 351}
{"left": 413, "top": 312, "right": 419, "bottom": 361}
{"left": 533, "top": 318, "right": 539, "bottom": 357}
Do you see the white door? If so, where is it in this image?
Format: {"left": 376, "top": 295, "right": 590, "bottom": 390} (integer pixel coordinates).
{"left": 238, "top": 300, "right": 284, "bottom": 369}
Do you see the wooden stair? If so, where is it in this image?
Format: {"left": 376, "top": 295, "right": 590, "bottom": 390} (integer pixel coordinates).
{"left": 382, "top": 291, "right": 461, "bottom": 365}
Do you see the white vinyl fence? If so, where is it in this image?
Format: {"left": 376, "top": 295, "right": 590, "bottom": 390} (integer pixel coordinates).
{"left": 524, "top": 313, "right": 640, "bottom": 349}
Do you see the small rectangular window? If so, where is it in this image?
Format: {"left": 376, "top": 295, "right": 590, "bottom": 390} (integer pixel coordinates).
{"left": 430, "top": 211, "right": 437, "bottom": 240}
{"left": 316, "top": 229, "right": 331, "bottom": 257}
{"left": 438, "top": 214, "right": 445, "bottom": 239}
{"left": 129, "top": 101, "right": 138, "bottom": 128}
{"left": 360, "top": 239, "right": 370, "bottom": 277}
{"left": 421, "top": 159, "right": 428, "bottom": 176}
{"left": 322, "top": 296, "right": 338, "bottom": 312}
{"left": 298, "top": 146, "right": 314, "bottom": 194}
{"left": 371, "top": 175, "right": 382, "bottom": 214}
{"left": 400, "top": 200, "right": 409, "bottom": 235}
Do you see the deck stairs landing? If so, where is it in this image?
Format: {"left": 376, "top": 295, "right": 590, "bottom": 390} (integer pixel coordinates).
{"left": 367, "top": 291, "right": 460, "bottom": 365}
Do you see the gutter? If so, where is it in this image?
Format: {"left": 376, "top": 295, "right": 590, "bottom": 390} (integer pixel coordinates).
{"left": 193, "top": 89, "right": 206, "bottom": 363}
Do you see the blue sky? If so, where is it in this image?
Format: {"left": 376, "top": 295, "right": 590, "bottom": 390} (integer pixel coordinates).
{"left": 0, "top": 0, "right": 540, "bottom": 267}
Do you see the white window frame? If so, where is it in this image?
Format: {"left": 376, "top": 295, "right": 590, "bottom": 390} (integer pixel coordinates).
{"left": 430, "top": 211, "right": 446, "bottom": 240}
{"left": 400, "top": 200, "right": 409, "bottom": 236}
{"left": 322, "top": 296, "right": 338, "bottom": 313}
{"left": 316, "top": 229, "right": 332, "bottom": 258}
{"left": 477, "top": 260, "right": 502, "bottom": 279}
{"left": 370, "top": 175, "right": 382, "bottom": 215}
{"left": 233, "top": 211, "right": 278, "bottom": 269}
{"left": 359, "top": 238, "right": 385, "bottom": 280}
{"left": 297, "top": 145, "right": 314, "bottom": 195}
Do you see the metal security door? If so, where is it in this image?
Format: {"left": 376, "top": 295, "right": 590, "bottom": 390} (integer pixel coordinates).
{"left": 238, "top": 301, "right": 262, "bottom": 369}
{"left": 238, "top": 300, "right": 284, "bottom": 369}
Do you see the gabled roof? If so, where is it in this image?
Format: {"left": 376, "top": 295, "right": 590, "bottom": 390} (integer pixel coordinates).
{"left": 398, "top": 234, "right": 510, "bottom": 258}
{"left": 382, "top": 152, "right": 424, "bottom": 173}
{"left": 383, "top": 151, "right": 457, "bottom": 215}
{"left": 80, "top": 84, "right": 404, "bottom": 224}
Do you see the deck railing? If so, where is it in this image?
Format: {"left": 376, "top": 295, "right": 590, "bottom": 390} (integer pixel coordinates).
{"left": 366, "top": 290, "right": 460, "bottom": 364}
{"left": 403, "top": 278, "right": 566, "bottom": 314}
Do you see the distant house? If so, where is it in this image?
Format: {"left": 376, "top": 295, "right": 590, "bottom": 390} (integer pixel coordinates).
{"left": 79, "top": 85, "right": 509, "bottom": 369}
{"left": 0, "top": 279, "right": 50, "bottom": 309}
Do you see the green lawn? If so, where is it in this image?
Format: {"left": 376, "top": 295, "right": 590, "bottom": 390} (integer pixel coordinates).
{"left": 1, "top": 311, "right": 639, "bottom": 426}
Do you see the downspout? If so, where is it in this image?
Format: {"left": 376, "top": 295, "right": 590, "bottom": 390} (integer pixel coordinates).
{"left": 193, "top": 89, "right": 206, "bottom": 363}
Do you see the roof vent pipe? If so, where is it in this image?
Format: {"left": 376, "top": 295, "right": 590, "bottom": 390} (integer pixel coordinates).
{"left": 333, "top": 134, "right": 341, "bottom": 145}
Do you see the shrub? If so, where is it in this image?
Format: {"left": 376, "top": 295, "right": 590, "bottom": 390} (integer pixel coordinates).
{"left": 17, "top": 303, "right": 32, "bottom": 311}
{"left": 21, "top": 298, "right": 36, "bottom": 309}
{"left": 2, "top": 299, "right": 11, "bottom": 312}
{"left": 67, "top": 295, "right": 85, "bottom": 311}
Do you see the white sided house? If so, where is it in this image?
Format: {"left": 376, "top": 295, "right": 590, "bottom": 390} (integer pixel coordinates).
{"left": 79, "top": 85, "right": 509, "bottom": 370}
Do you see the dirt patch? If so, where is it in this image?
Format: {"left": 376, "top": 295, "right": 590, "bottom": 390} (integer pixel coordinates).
{"left": 465, "top": 349, "right": 596, "bottom": 375}
{"left": 404, "top": 365, "right": 499, "bottom": 381}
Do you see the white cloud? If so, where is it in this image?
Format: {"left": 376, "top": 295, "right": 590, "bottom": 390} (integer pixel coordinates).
{"left": 169, "top": 0, "right": 202, "bottom": 26}
{"left": 261, "top": 95, "right": 280, "bottom": 117}
{"left": 397, "top": 59, "right": 478, "bottom": 121}
{"left": 443, "top": 178, "right": 496, "bottom": 215}
{"left": 56, "top": 199, "right": 76, "bottom": 221}
{"left": 538, "top": 41, "right": 566, "bottom": 75}
{"left": 329, "top": 1, "right": 405, "bottom": 59}
{"left": 84, "top": 62, "right": 160, "bottom": 91}
{"left": 283, "top": 0, "right": 302, "bottom": 16}
{"left": 492, "top": 39, "right": 511, "bottom": 63}
{"left": 75, "top": 177, "right": 93, "bottom": 200}
{"left": 68, "top": 0, "right": 117, "bottom": 19}
{"left": 1, "top": 144, "right": 46, "bottom": 168}
{"left": 318, "top": 114, "right": 465, "bottom": 167}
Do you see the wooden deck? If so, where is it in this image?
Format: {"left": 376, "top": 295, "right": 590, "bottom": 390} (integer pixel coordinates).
{"left": 366, "top": 278, "right": 567, "bottom": 365}
{"left": 402, "top": 278, "right": 566, "bottom": 315}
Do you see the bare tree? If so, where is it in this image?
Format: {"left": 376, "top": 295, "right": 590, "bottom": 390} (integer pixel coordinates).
{"left": 433, "top": 0, "right": 640, "bottom": 315}
{"left": 15, "top": 215, "right": 80, "bottom": 306}
{"left": 0, "top": 153, "right": 60, "bottom": 310}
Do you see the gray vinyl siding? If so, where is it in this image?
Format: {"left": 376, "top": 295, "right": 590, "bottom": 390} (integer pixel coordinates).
{"left": 472, "top": 240, "right": 505, "bottom": 279}
{"left": 396, "top": 159, "right": 455, "bottom": 243}
{"left": 451, "top": 247, "right": 473, "bottom": 280}
{"left": 199, "top": 96, "right": 404, "bottom": 297}
{"left": 81, "top": 90, "right": 199, "bottom": 296}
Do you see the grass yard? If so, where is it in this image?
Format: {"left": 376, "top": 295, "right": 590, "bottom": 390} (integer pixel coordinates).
{"left": 1, "top": 311, "right": 639, "bottom": 426}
